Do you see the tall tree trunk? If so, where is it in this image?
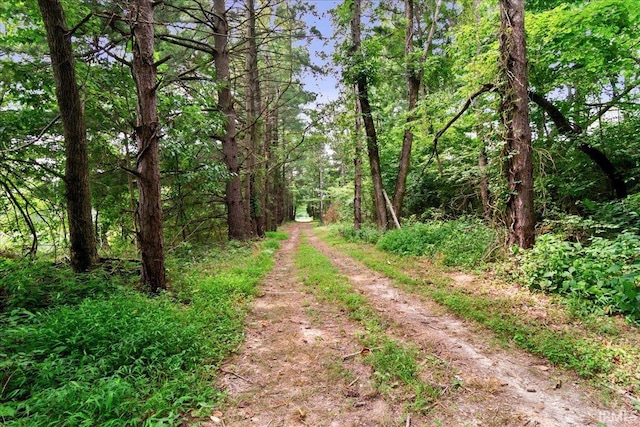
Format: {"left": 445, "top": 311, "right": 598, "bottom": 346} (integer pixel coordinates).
{"left": 130, "top": 0, "right": 166, "bottom": 292}
{"left": 245, "top": 0, "right": 265, "bottom": 238}
{"left": 499, "top": 0, "right": 534, "bottom": 249}
{"left": 393, "top": 0, "right": 442, "bottom": 219}
{"left": 213, "top": 0, "right": 247, "bottom": 240}
{"left": 350, "top": 0, "right": 387, "bottom": 229}
{"left": 392, "top": 0, "right": 419, "bottom": 220}
{"left": 37, "top": 0, "right": 98, "bottom": 272}
{"left": 478, "top": 144, "right": 491, "bottom": 221}
{"left": 354, "top": 85, "right": 363, "bottom": 230}
{"left": 264, "top": 77, "right": 280, "bottom": 231}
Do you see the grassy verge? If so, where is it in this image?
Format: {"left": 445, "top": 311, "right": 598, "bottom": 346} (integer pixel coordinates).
{"left": 294, "top": 234, "right": 451, "bottom": 413}
{"left": 0, "top": 237, "right": 281, "bottom": 426}
{"left": 315, "top": 226, "right": 640, "bottom": 401}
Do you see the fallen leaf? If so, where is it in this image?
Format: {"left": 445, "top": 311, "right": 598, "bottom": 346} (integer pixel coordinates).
{"left": 533, "top": 365, "right": 550, "bottom": 371}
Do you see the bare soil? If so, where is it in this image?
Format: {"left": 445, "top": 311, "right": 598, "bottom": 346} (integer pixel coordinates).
{"left": 207, "top": 223, "right": 639, "bottom": 427}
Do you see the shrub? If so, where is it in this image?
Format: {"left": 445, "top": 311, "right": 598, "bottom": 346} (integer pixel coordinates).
{"left": 376, "top": 219, "right": 499, "bottom": 268}
{"left": 520, "top": 233, "right": 640, "bottom": 321}
{"left": 339, "top": 225, "right": 384, "bottom": 244}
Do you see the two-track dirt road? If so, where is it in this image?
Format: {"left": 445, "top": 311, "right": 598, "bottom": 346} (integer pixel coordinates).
{"left": 210, "top": 223, "right": 638, "bottom": 427}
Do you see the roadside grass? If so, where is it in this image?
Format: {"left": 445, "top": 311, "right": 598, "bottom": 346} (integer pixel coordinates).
{"left": 315, "top": 226, "right": 640, "bottom": 400}
{"left": 294, "top": 235, "right": 452, "bottom": 413}
{"left": 0, "top": 236, "right": 281, "bottom": 426}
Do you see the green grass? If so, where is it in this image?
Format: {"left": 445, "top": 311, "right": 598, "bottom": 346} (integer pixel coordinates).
{"left": 315, "top": 226, "right": 640, "bottom": 393}
{"left": 294, "top": 235, "right": 446, "bottom": 412}
{"left": 0, "top": 237, "right": 279, "bottom": 426}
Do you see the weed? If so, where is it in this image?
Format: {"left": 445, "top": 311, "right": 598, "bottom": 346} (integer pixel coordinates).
{"left": 520, "top": 233, "right": 640, "bottom": 321}
{"left": 0, "top": 239, "right": 276, "bottom": 426}
{"left": 0, "top": 258, "right": 129, "bottom": 313}
{"left": 376, "top": 219, "right": 499, "bottom": 268}
{"left": 265, "top": 231, "right": 288, "bottom": 241}
{"left": 337, "top": 224, "right": 384, "bottom": 244}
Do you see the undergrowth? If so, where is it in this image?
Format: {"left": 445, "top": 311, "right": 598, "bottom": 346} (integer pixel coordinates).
{"left": 0, "top": 236, "right": 281, "bottom": 426}
{"left": 520, "top": 233, "right": 640, "bottom": 322}
{"left": 295, "top": 237, "right": 447, "bottom": 412}
{"left": 376, "top": 219, "right": 500, "bottom": 268}
{"left": 334, "top": 218, "right": 500, "bottom": 269}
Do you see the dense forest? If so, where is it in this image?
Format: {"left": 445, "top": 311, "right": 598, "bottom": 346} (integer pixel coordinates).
{"left": 1, "top": 0, "right": 639, "bottom": 425}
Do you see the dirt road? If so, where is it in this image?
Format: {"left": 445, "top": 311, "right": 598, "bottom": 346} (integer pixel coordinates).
{"left": 212, "top": 223, "right": 638, "bottom": 426}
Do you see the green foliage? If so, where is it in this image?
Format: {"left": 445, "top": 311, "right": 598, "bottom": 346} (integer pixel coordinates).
{"left": 265, "top": 231, "right": 288, "bottom": 241}
{"left": 367, "top": 340, "right": 418, "bottom": 387}
{"left": 528, "top": 0, "right": 639, "bottom": 94}
{"left": 520, "top": 233, "right": 640, "bottom": 321}
{"left": 580, "top": 194, "right": 640, "bottom": 235}
{"left": 0, "top": 241, "right": 276, "bottom": 426}
{"left": 377, "top": 219, "right": 499, "bottom": 268}
{"left": 338, "top": 224, "right": 384, "bottom": 245}
{"left": 0, "top": 259, "right": 128, "bottom": 313}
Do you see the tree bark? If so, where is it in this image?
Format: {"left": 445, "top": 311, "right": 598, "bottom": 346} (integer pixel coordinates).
{"left": 213, "top": 0, "right": 247, "bottom": 240}
{"left": 244, "top": 0, "right": 265, "bottom": 238}
{"left": 130, "top": 0, "right": 166, "bottom": 292}
{"left": 354, "top": 85, "right": 363, "bottom": 230}
{"left": 351, "top": 0, "right": 388, "bottom": 229}
{"left": 499, "top": 0, "right": 535, "bottom": 249}
{"left": 478, "top": 144, "right": 491, "bottom": 221}
{"left": 392, "top": 0, "right": 419, "bottom": 221}
{"left": 37, "top": 0, "right": 98, "bottom": 272}
{"left": 392, "top": 0, "right": 442, "bottom": 220}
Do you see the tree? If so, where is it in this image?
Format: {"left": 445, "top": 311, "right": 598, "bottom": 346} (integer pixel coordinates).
{"left": 392, "top": 0, "right": 442, "bottom": 220}
{"left": 213, "top": 0, "right": 248, "bottom": 241}
{"left": 244, "top": 0, "right": 265, "bottom": 238}
{"left": 130, "top": 0, "right": 167, "bottom": 292}
{"left": 350, "top": 0, "right": 387, "bottom": 229}
{"left": 37, "top": 0, "right": 98, "bottom": 272}
{"left": 499, "top": 0, "right": 534, "bottom": 248}
{"left": 353, "top": 85, "right": 363, "bottom": 230}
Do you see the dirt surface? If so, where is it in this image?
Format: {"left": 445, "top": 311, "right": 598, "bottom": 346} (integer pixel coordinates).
{"left": 210, "top": 223, "right": 639, "bottom": 427}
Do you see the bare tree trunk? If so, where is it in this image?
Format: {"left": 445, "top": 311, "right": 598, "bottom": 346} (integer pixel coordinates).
{"left": 37, "top": 0, "right": 98, "bottom": 272}
{"left": 478, "top": 144, "right": 491, "bottom": 221}
{"left": 393, "top": 0, "right": 442, "bottom": 220}
{"left": 392, "top": 0, "right": 419, "bottom": 221}
{"left": 244, "top": 0, "right": 265, "bottom": 238}
{"left": 499, "top": 0, "right": 534, "bottom": 249}
{"left": 130, "top": 0, "right": 166, "bottom": 292}
{"left": 354, "top": 85, "right": 363, "bottom": 230}
{"left": 318, "top": 162, "right": 324, "bottom": 225}
{"left": 213, "top": 0, "right": 247, "bottom": 240}
{"left": 125, "top": 133, "right": 140, "bottom": 249}
{"left": 351, "top": 0, "right": 387, "bottom": 229}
